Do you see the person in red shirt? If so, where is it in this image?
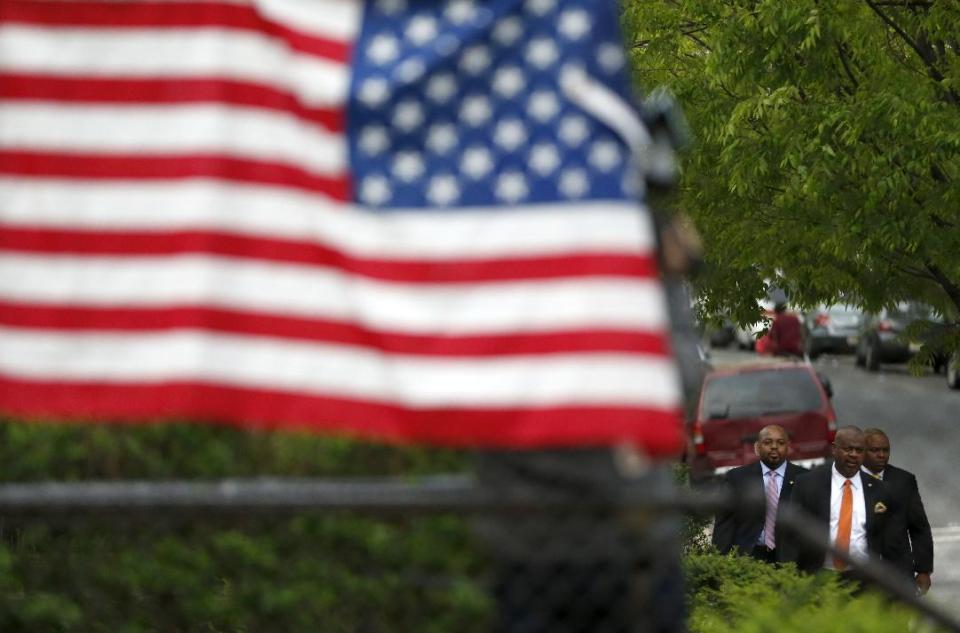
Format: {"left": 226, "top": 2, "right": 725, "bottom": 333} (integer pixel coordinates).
{"left": 768, "top": 302, "right": 804, "bottom": 357}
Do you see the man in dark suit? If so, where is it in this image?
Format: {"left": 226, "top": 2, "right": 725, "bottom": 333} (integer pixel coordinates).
{"left": 862, "top": 428, "right": 934, "bottom": 595}
{"left": 785, "top": 426, "right": 897, "bottom": 576}
{"left": 712, "top": 424, "right": 808, "bottom": 563}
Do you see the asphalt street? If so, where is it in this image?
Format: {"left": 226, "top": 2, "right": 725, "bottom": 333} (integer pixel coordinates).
{"left": 708, "top": 348, "right": 960, "bottom": 607}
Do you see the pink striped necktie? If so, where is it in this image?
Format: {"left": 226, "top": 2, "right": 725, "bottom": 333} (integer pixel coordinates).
{"left": 764, "top": 471, "right": 779, "bottom": 549}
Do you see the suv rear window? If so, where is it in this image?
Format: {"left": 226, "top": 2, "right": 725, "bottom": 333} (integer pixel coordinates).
{"left": 701, "top": 368, "right": 823, "bottom": 419}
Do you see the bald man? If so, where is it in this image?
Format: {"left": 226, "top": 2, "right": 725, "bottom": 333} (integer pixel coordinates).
{"left": 784, "top": 426, "right": 899, "bottom": 577}
{"left": 711, "top": 425, "right": 808, "bottom": 563}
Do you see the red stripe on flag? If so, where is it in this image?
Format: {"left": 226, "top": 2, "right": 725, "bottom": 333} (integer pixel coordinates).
{"left": 0, "top": 151, "right": 351, "bottom": 200}
{"left": 0, "top": 227, "right": 659, "bottom": 282}
{"left": 0, "top": 0, "right": 352, "bottom": 63}
{"left": 0, "top": 375, "right": 685, "bottom": 454}
{"left": 0, "top": 73, "right": 344, "bottom": 132}
{"left": 0, "top": 302, "right": 672, "bottom": 357}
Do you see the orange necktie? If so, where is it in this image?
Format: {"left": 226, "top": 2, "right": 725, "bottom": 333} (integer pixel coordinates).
{"left": 834, "top": 479, "right": 853, "bottom": 570}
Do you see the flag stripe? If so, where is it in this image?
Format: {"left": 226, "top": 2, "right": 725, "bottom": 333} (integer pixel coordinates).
{"left": 0, "top": 151, "right": 350, "bottom": 199}
{"left": 0, "top": 0, "right": 355, "bottom": 62}
{"left": 0, "top": 328, "right": 681, "bottom": 408}
{"left": 0, "top": 180, "right": 658, "bottom": 260}
{"left": 0, "top": 254, "right": 669, "bottom": 334}
{"left": 0, "top": 227, "right": 658, "bottom": 282}
{"left": 0, "top": 103, "right": 347, "bottom": 174}
{"left": 0, "top": 376, "right": 684, "bottom": 451}
{"left": 0, "top": 26, "right": 351, "bottom": 107}
{"left": 0, "top": 302, "right": 671, "bottom": 357}
{"left": 0, "top": 73, "right": 344, "bottom": 131}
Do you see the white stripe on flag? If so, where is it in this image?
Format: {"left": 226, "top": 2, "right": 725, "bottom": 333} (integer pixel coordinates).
{"left": 0, "top": 254, "right": 669, "bottom": 334}
{"left": 251, "top": 0, "right": 363, "bottom": 41}
{"left": 0, "top": 328, "right": 682, "bottom": 408}
{"left": 0, "top": 104, "right": 347, "bottom": 175}
{"left": 0, "top": 26, "right": 350, "bottom": 107}
{"left": 0, "top": 181, "right": 658, "bottom": 259}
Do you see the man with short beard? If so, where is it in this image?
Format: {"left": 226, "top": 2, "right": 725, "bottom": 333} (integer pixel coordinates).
{"left": 862, "top": 428, "right": 933, "bottom": 595}
{"left": 711, "top": 425, "right": 808, "bottom": 563}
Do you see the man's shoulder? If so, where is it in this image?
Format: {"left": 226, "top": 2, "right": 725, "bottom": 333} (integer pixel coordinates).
{"left": 883, "top": 463, "right": 917, "bottom": 480}
{"left": 794, "top": 463, "right": 832, "bottom": 487}
{"left": 785, "top": 461, "right": 809, "bottom": 476}
{"left": 725, "top": 461, "right": 762, "bottom": 480}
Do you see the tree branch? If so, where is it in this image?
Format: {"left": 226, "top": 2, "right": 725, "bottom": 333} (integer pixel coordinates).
{"left": 925, "top": 261, "right": 960, "bottom": 314}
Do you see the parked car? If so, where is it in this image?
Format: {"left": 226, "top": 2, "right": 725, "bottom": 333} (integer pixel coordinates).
{"left": 855, "top": 303, "right": 945, "bottom": 372}
{"left": 686, "top": 360, "right": 836, "bottom": 483}
{"left": 802, "top": 304, "right": 865, "bottom": 358}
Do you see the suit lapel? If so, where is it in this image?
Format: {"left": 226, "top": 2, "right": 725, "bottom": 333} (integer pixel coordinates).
{"left": 778, "top": 463, "right": 798, "bottom": 503}
{"left": 863, "top": 474, "right": 878, "bottom": 533}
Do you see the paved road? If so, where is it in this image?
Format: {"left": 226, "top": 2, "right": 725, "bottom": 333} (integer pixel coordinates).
{"left": 708, "top": 348, "right": 960, "bottom": 605}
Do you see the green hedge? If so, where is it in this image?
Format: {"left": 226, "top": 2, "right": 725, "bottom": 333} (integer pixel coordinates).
{"left": 685, "top": 553, "right": 927, "bottom": 633}
{"left": 0, "top": 422, "right": 488, "bottom": 632}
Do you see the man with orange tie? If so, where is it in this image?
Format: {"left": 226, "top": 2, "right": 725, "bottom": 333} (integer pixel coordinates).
{"left": 785, "top": 426, "right": 898, "bottom": 580}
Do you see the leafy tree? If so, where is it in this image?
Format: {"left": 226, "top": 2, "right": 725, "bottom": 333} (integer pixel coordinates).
{"left": 623, "top": 0, "right": 960, "bottom": 351}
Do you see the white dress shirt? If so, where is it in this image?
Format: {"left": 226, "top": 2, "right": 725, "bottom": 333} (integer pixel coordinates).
{"left": 825, "top": 465, "right": 868, "bottom": 569}
{"left": 758, "top": 461, "right": 787, "bottom": 545}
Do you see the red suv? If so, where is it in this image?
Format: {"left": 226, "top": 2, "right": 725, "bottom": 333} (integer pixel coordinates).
{"left": 687, "top": 361, "right": 836, "bottom": 482}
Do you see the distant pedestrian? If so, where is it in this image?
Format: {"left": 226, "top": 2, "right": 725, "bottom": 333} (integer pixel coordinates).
{"left": 712, "top": 425, "right": 808, "bottom": 563}
{"left": 767, "top": 302, "right": 803, "bottom": 358}
{"left": 783, "top": 426, "right": 898, "bottom": 582}
{"left": 862, "top": 428, "right": 934, "bottom": 596}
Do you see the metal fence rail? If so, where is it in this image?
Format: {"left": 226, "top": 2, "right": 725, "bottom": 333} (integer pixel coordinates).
{"left": 0, "top": 476, "right": 957, "bottom": 632}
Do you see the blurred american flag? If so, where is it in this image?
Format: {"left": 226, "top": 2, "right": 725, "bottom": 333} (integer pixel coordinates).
{"left": 0, "top": 0, "right": 683, "bottom": 452}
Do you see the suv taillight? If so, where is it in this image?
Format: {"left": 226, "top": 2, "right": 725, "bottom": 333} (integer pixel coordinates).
{"left": 692, "top": 420, "right": 706, "bottom": 456}
{"left": 877, "top": 320, "right": 894, "bottom": 332}
{"left": 815, "top": 313, "right": 830, "bottom": 327}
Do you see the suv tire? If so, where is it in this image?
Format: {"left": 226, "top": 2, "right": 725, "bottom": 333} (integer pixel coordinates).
{"left": 948, "top": 356, "right": 960, "bottom": 390}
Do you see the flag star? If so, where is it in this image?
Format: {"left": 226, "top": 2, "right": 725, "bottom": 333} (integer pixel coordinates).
{"left": 492, "top": 17, "right": 523, "bottom": 46}
{"left": 427, "top": 175, "right": 460, "bottom": 205}
{"left": 459, "top": 45, "right": 492, "bottom": 75}
{"left": 559, "top": 168, "right": 589, "bottom": 198}
{"left": 496, "top": 171, "right": 529, "bottom": 203}
{"left": 392, "top": 100, "right": 425, "bottom": 132}
{"left": 526, "top": 38, "right": 559, "bottom": 70}
{"left": 589, "top": 140, "right": 622, "bottom": 172}
{"left": 492, "top": 66, "right": 525, "bottom": 99}
{"left": 598, "top": 43, "right": 626, "bottom": 73}
{"left": 527, "top": 90, "right": 560, "bottom": 122}
{"left": 461, "top": 146, "right": 494, "bottom": 179}
{"left": 526, "top": 0, "right": 556, "bottom": 17}
{"left": 559, "top": 9, "right": 591, "bottom": 40}
{"left": 395, "top": 58, "right": 426, "bottom": 84}
{"left": 426, "top": 123, "right": 458, "bottom": 155}
{"left": 494, "top": 118, "right": 528, "bottom": 152}
{"left": 445, "top": 0, "right": 477, "bottom": 25}
{"left": 377, "top": 0, "right": 407, "bottom": 15}
{"left": 360, "top": 175, "right": 392, "bottom": 206}
{"left": 358, "top": 125, "right": 390, "bottom": 156}
{"left": 426, "top": 74, "right": 458, "bottom": 104}
{"left": 367, "top": 34, "right": 400, "bottom": 65}
{"left": 529, "top": 142, "right": 561, "bottom": 176}
{"left": 405, "top": 14, "right": 438, "bottom": 46}
{"left": 358, "top": 78, "right": 391, "bottom": 108}
{"left": 460, "top": 95, "right": 493, "bottom": 126}
{"left": 392, "top": 151, "right": 425, "bottom": 182}
{"left": 559, "top": 115, "right": 590, "bottom": 146}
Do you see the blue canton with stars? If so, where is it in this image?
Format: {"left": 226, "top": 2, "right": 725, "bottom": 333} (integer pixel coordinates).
{"left": 348, "top": 0, "right": 643, "bottom": 209}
